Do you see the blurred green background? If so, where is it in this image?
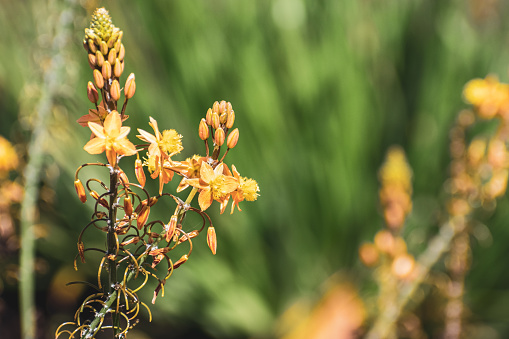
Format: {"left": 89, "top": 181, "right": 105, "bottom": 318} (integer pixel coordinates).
{"left": 2, "top": 0, "right": 509, "bottom": 338}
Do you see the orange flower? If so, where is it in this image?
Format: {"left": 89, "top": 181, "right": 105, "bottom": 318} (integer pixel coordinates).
{"left": 83, "top": 111, "right": 137, "bottom": 166}
{"left": 229, "top": 164, "right": 260, "bottom": 214}
{"left": 137, "top": 117, "right": 183, "bottom": 159}
{"left": 145, "top": 152, "right": 174, "bottom": 195}
{"left": 463, "top": 75, "right": 509, "bottom": 119}
{"left": 186, "top": 162, "right": 238, "bottom": 211}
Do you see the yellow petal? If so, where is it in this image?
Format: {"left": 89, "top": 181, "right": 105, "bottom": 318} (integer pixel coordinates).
{"left": 118, "top": 126, "right": 131, "bottom": 139}
{"left": 200, "top": 162, "right": 215, "bottom": 183}
{"left": 88, "top": 121, "right": 105, "bottom": 139}
{"left": 104, "top": 112, "right": 122, "bottom": 136}
{"left": 106, "top": 149, "right": 117, "bottom": 166}
{"left": 137, "top": 128, "right": 157, "bottom": 144}
{"left": 115, "top": 138, "right": 137, "bottom": 156}
{"left": 149, "top": 116, "right": 162, "bottom": 140}
{"left": 198, "top": 190, "right": 213, "bottom": 211}
{"left": 84, "top": 137, "right": 105, "bottom": 154}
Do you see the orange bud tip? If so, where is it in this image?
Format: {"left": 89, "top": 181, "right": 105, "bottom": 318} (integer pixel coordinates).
{"left": 110, "top": 79, "right": 121, "bottom": 101}
{"left": 199, "top": 118, "right": 209, "bottom": 140}
{"left": 207, "top": 226, "right": 217, "bottom": 255}
{"left": 214, "top": 128, "right": 225, "bottom": 146}
{"left": 74, "top": 179, "right": 87, "bottom": 203}
{"left": 226, "top": 128, "right": 239, "bottom": 149}
{"left": 125, "top": 73, "right": 136, "bottom": 99}
{"left": 93, "top": 69, "right": 104, "bottom": 89}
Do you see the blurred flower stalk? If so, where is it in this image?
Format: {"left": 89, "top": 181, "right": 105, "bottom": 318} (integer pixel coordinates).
{"left": 56, "top": 8, "right": 259, "bottom": 338}
{"left": 358, "top": 75, "right": 509, "bottom": 338}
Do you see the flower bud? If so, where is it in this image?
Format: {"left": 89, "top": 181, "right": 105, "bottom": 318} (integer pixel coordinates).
{"left": 88, "top": 53, "right": 96, "bottom": 68}
{"left": 135, "top": 158, "right": 146, "bottom": 187}
{"left": 124, "top": 196, "right": 133, "bottom": 217}
{"left": 108, "top": 48, "right": 116, "bottom": 65}
{"left": 211, "top": 112, "right": 220, "bottom": 129}
{"left": 199, "top": 118, "right": 209, "bottom": 140}
{"left": 125, "top": 73, "right": 136, "bottom": 99}
{"left": 87, "top": 39, "right": 97, "bottom": 53}
{"left": 90, "top": 190, "right": 109, "bottom": 208}
{"left": 166, "top": 215, "right": 177, "bottom": 243}
{"left": 93, "top": 69, "right": 104, "bottom": 89}
{"left": 118, "top": 43, "right": 125, "bottom": 61}
{"left": 226, "top": 128, "right": 239, "bottom": 149}
{"left": 212, "top": 101, "right": 220, "bottom": 115}
{"left": 219, "top": 112, "right": 228, "bottom": 124}
{"left": 95, "top": 50, "right": 104, "bottom": 67}
{"left": 107, "top": 31, "right": 119, "bottom": 48}
{"left": 206, "top": 108, "right": 213, "bottom": 125}
{"left": 102, "top": 60, "right": 112, "bottom": 79}
{"left": 137, "top": 204, "right": 150, "bottom": 230}
{"left": 207, "top": 226, "right": 217, "bottom": 255}
{"left": 214, "top": 128, "right": 225, "bottom": 146}
{"left": 87, "top": 81, "right": 99, "bottom": 104}
{"left": 226, "top": 109, "right": 235, "bottom": 129}
{"left": 74, "top": 179, "right": 87, "bottom": 203}
{"left": 100, "top": 40, "right": 108, "bottom": 56}
{"left": 110, "top": 79, "right": 121, "bottom": 101}
{"left": 114, "top": 58, "right": 122, "bottom": 78}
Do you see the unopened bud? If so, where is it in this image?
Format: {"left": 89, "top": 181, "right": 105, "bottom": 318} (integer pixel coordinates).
{"left": 114, "top": 58, "right": 122, "bottom": 78}
{"left": 219, "top": 112, "right": 227, "bottom": 124}
{"left": 95, "top": 50, "right": 104, "bottom": 67}
{"left": 90, "top": 190, "right": 109, "bottom": 208}
{"left": 178, "top": 230, "right": 199, "bottom": 244}
{"left": 87, "top": 81, "right": 99, "bottom": 104}
{"left": 137, "top": 205, "right": 150, "bottom": 230}
{"left": 118, "top": 43, "right": 125, "bottom": 61}
{"left": 74, "top": 179, "right": 87, "bottom": 203}
{"left": 226, "top": 128, "right": 239, "bottom": 149}
{"left": 108, "top": 48, "right": 116, "bottom": 65}
{"left": 93, "top": 69, "right": 104, "bottom": 89}
{"left": 214, "top": 128, "right": 225, "bottom": 146}
{"left": 135, "top": 158, "right": 146, "bottom": 187}
{"left": 124, "top": 196, "right": 133, "bottom": 217}
{"left": 166, "top": 215, "right": 178, "bottom": 243}
{"left": 102, "top": 60, "right": 112, "bottom": 79}
{"left": 206, "top": 108, "right": 213, "bottom": 125}
{"left": 199, "top": 118, "right": 209, "bottom": 140}
{"left": 207, "top": 226, "right": 217, "bottom": 255}
{"left": 100, "top": 40, "right": 108, "bottom": 56}
{"left": 211, "top": 112, "right": 220, "bottom": 129}
{"left": 87, "top": 39, "right": 97, "bottom": 53}
{"left": 107, "top": 31, "right": 119, "bottom": 48}
{"left": 226, "top": 109, "right": 235, "bottom": 129}
{"left": 212, "top": 101, "right": 220, "bottom": 115}
{"left": 125, "top": 73, "right": 136, "bottom": 99}
{"left": 88, "top": 53, "right": 96, "bottom": 68}
{"left": 110, "top": 79, "right": 121, "bottom": 101}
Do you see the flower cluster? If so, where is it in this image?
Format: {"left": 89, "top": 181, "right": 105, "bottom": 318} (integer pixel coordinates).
{"left": 58, "top": 8, "right": 259, "bottom": 338}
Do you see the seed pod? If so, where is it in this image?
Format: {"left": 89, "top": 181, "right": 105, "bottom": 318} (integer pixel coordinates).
{"left": 102, "top": 60, "right": 112, "bottom": 79}
{"left": 74, "top": 179, "right": 87, "bottom": 203}
{"left": 108, "top": 48, "right": 116, "bottom": 65}
{"left": 114, "top": 58, "right": 122, "bottom": 78}
{"left": 205, "top": 108, "right": 213, "bottom": 125}
{"left": 214, "top": 128, "right": 225, "bottom": 146}
{"left": 93, "top": 69, "right": 104, "bottom": 89}
{"left": 207, "top": 226, "right": 217, "bottom": 255}
{"left": 118, "top": 43, "right": 125, "bottom": 61}
{"left": 110, "top": 79, "right": 121, "bottom": 101}
{"left": 199, "top": 118, "right": 209, "bottom": 140}
{"left": 87, "top": 81, "right": 99, "bottom": 104}
{"left": 88, "top": 53, "right": 97, "bottom": 68}
{"left": 226, "top": 128, "right": 239, "bottom": 149}
{"left": 125, "top": 73, "right": 136, "bottom": 99}
{"left": 100, "top": 40, "right": 108, "bottom": 55}
{"left": 135, "top": 158, "right": 146, "bottom": 187}
{"left": 137, "top": 204, "right": 150, "bottom": 230}
{"left": 95, "top": 50, "right": 104, "bottom": 67}
{"left": 226, "top": 109, "right": 235, "bottom": 129}
{"left": 166, "top": 215, "right": 178, "bottom": 243}
{"left": 211, "top": 112, "right": 220, "bottom": 129}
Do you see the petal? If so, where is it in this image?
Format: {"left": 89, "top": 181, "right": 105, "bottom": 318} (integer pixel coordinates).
{"left": 231, "top": 164, "right": 240, "bottom": 179}
{"left": 106, "top": 149, "right": 117, "bottom": 166}
{"left": 222, "top": 175, "right": 240, "bottom": 194}
{"left": 115, "top": 138, "right": 137, "bottom": 156}
{"left": 84, "top": 138, "right": 105, "bottom": 154}
{"left": 200, "top": 162, "right": 215, "bottom": 183}
{"left": 198, "top": 190, "right": 213, "bottom": 211}
{"left": 118, "top": 126, "right": 131, "bottom": 139}
{"left": 88, "top": 121, "right": 105, "bottom": 139}
{"left": 149, "top": 117, "right": 162, "bottom": 140}
{"left": 104, "top": 112, "right": 122, "bottom": 136}
{"left": 214, "top": 163, "right": 224, "bottom": 177}
{"left": 185, "top": 178, "right": 207, "bottom": 190}
{"left": 137, "top": 128, "right": 157, "bottom": 144}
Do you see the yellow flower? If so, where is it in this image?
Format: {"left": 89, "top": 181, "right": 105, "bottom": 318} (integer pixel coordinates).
{"left": 229, "top": 164, "right": 260, "bottom": 214}
{"left": 186, "top": 162, "right": 238, "bottom": 211}
{"left": 0, "top": 135, "right": 18, "bottom": 178}
{"left": 84, "top": 111, "right": 137, "bottom": 166}
{"left": 463, "top": 75, "right": 509, "bottom": 119}
{"left": 137, "top": 117, "right": 183, "bottom": 159}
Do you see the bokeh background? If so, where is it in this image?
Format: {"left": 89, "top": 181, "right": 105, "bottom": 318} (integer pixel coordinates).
{"left": 2, "top": 0, "right": 509, "bottom": 338}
